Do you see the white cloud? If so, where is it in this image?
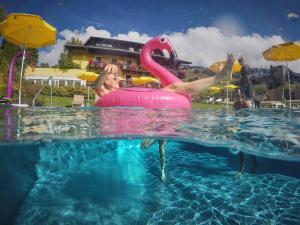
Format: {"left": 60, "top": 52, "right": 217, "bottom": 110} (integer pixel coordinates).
{"left": 39, "top": 26, "right": 300, "bottom": 73}
{"left": 212, "top": 15, "right": 246, "bottom": 36}
{"left": 287, "top": 12, "right": 299, "bottom": 22}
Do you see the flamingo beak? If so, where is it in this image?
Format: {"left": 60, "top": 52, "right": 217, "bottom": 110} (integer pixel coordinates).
{"left": 169, "top": 49, "right": 178, "bottom": 67}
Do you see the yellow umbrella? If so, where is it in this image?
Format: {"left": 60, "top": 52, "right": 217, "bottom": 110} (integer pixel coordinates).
{"left": 0, "top": 13, "right": 56, "bottom": 106}
{"left": 223, "top": 84, "right": 239, "bottom": 108}
{"left": 209, "top": 59, "right": 241, "bottom": 109}
{"left": 77, "top": 71, "right": 99, "bottom": 82}
{"left": 209, "top": 59, "right": 241, "bottom": 74}
{"left": 77, "top": 72, "right": 99, "bottom": 103}
{"left": 263, "top": 41, "right": 300, "bottom": 108}
{"left": 131, "top": 76, "right": 159, "bottom": 85}
{"left": 0, "top": 13, "right": 56, "bottom": 48}
{"left": 224, "top": 84, "right": 239, "bottom": 89}
{"left": 263, "top": 42, "right": 300, "bottom": 61}
{"left": 209, "top": 86, "right": 221, "bottom": 92}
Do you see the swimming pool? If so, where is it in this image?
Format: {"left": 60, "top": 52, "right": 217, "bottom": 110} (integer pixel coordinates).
{"left": 0, "top": 106, "right": 299, "bottom": 224}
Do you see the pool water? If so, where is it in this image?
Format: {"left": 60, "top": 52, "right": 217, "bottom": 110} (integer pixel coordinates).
{"left": 0, "top": 107, "right": 300, "bottom": 224}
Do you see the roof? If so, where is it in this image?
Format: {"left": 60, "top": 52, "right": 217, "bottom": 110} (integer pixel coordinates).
{"left": 65, "top": 37, "right": 192, "bottom": 65}
{"left": 84, "top": 36, "right": 144, "bottom": 49}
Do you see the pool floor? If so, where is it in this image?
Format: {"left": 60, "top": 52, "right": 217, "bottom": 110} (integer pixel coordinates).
{"left": 8, "top": 140, "right": 299, "bottom": 225}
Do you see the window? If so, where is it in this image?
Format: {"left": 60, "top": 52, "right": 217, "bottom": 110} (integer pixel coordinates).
{"left": 101, "top": 43, "right": 112, "bottom": 48}
{"left": 112, "top": 58, "right": 117, "bottom": 64}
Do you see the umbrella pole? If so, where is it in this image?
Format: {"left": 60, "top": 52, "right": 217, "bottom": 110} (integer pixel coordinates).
{"left": 18, "top": 28, "right": 30, "bottom": 106}
{"left": 226, "top": 80, "right": 229, "bottom": 109}
{"left": 88, "top": 81, "right": 90, "bottom": 101}
{"left": 50, "top": 76, "right": 53, "bottom": 108}
{"left": 285, "top": 60, "right": 292, "bottom": 108}
{"left": 226, "top": 70, "right": 232, "bottom": 109}
{"left": 87, "top": 81, "right": 90, "bottom": 105}
{"left": 18, "top": 47, "right": 26, "bottom": 105}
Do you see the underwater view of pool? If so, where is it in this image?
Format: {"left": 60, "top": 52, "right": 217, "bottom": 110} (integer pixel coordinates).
{"left": 0, "top": 106, "right": 300, "bottom": 224}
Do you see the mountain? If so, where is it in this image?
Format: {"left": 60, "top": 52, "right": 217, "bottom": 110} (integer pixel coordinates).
{"left": 182, "top": 65, "right": 300, "bottom": 89}
{"left": 248, "top": 65, "right": 300, "bottom": 88}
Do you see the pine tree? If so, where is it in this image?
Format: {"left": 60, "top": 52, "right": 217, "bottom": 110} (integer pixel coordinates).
{"left": 58, "top": 52, "right": 80, "bottom": 69}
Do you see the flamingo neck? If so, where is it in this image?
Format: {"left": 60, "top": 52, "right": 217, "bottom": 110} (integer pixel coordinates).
{"left": 141, "top": 45, "right": 182, "bottom": 87}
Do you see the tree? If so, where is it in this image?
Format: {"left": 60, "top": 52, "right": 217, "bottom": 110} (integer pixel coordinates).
{"left": 66, "top": 37, "right": 83, "bottom": 45}
{"left": 27, "top": 48, "right": 38, "bottom": 63}
{"left": 0, "top": 41, "right": 19, "bottom": 82}
{"left": 0, "top": 41, "right": 39, "bottom": 77}
{"left": 58, "top": 52, "right": 80, "bottom": 69}
{"left": 0, "top": 4, "right": 6, "bottom": 23}
{"left": 40, "top": 62, "right": 50, "bottom": 68}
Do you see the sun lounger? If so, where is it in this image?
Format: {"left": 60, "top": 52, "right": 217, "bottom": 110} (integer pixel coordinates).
{"left": 261, "top": 101, "right": 286, "bottom": 108}
{"left": 0, "top": 97, "right": 12, "bottom": 105}
{"left": 215, "top": 98, "right": 223, "bottom": 103}
{"left": 207, "top": 97, "right": 215, "bottom": 103}
{"left": 72, "top": 95, "right": 84, "bottom": 107}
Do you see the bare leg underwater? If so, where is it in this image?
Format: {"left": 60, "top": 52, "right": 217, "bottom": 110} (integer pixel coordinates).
{"left": 140, "top": 139, "right": 167, "bottom": 182}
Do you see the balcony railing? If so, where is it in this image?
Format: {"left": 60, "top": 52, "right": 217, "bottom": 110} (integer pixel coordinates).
{"left": 87, "top": 60, "right": 185, "bottom": 78}
{"left": 88, "top": 61, "right": 149, "bottom": 74}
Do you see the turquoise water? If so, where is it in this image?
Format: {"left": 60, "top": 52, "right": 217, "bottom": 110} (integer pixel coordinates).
{"left": 0, "top": 107, "right": 300, "bottom": 224}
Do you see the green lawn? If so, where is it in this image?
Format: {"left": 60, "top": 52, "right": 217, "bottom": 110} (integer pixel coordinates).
{"left": 37, "top": 95, "right": 73, "bottom": 107}
{"left": 38, "top": 95, "right": 96, "bottom": 107}
{"left": 192, "top": 102, "right": 231, "bottom": 109}
{"left": 37, "top": 95, "right": 230, "bottom": 109}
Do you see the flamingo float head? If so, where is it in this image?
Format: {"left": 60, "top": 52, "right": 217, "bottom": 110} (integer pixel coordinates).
{"left": 146, "top": 35, "right": 178, "bottom": 61}
{"left": 141, "top": 35, "right": 182, "bottom": 87}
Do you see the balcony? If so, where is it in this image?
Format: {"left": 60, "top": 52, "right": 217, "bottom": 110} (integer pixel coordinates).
{"left": 120, "top": 64, "right": 149, "bottom": 74}
{"left": 88, "top": 60, "right": 106, "bottom": 69}
{"left": 88, "top": 60, "right": 149, "bottom": 74}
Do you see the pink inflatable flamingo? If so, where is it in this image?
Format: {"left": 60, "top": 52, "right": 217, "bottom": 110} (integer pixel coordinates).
{"left": 95, "top": 35, "right": 191, "bottom": 109}
{"left": 140, "top": 35, "right": 182, "bottom": 87}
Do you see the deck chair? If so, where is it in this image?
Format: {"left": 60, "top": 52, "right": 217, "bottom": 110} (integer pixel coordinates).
{"left": 72, "top": 94, "right": 84, "bottom": 107}
{"left": 0, "top": 97, "right": 12, "bottom": 105}
{"left": 215, "top": 98, "right": 223, "bottom": 103}
{"left": 207, "top": 97, "right": 215, "bottom": 103}
{"left": 223, "top": 98, "right": 230, "bottom": 104}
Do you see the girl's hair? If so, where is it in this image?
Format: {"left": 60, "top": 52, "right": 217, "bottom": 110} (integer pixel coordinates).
{"left": 94, "top": 72, "right": 108, "bottom": 89}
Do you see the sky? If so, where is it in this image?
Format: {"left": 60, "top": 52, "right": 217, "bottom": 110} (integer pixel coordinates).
{"left": 1, "top": 0, "right": 300, "bottom": 72}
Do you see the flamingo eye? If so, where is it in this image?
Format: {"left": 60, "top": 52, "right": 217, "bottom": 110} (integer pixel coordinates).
{"left": 160, "top": 37, "right": 166, "bottom": 43}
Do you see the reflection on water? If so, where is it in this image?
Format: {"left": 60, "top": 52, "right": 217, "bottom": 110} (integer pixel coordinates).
{"left": 0, "top": 106, "right": 300, "bottom": 161}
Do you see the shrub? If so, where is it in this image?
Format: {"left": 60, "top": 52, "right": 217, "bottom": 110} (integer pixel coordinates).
{"left": 0, "top": 83, "right": 6, "bottom": 98}
{"left": 253, "top": 84, "right": 268, "bottom": 96}
{"left": 41, "top": 85, "right": 95, "bottom": 99}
